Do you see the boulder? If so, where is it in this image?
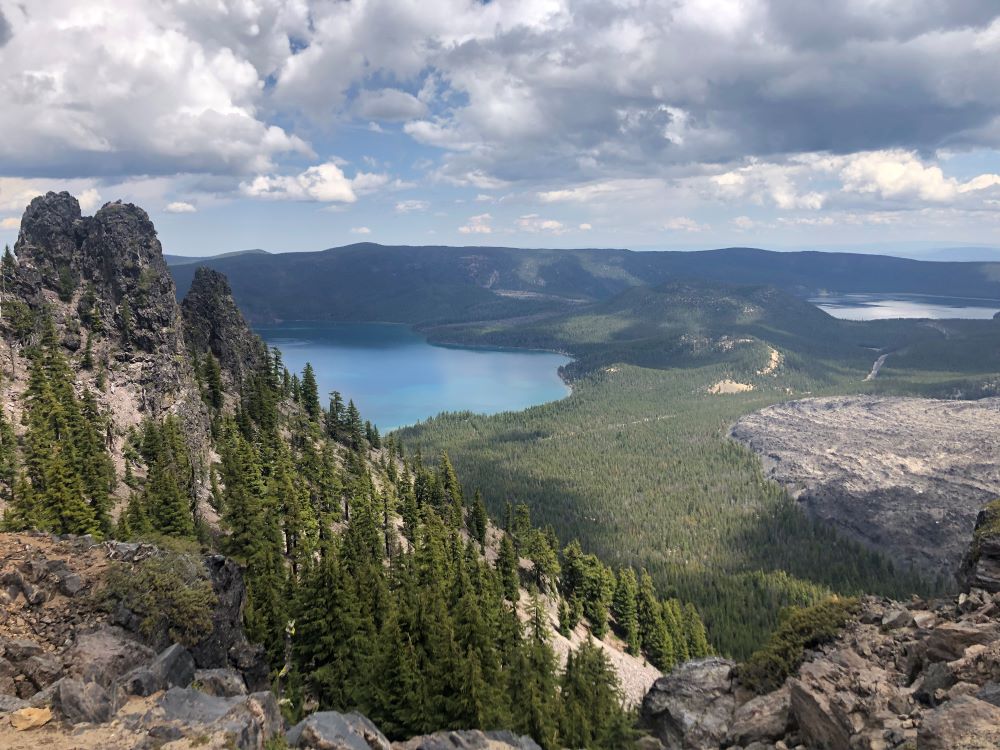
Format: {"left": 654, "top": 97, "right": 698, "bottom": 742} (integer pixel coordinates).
{"left": 918, "top": 695, "right": 1000, "bottom": 749}
{"left": 0, "top": 694, "right": 28, "bottom": 714}
{"left": 976, "top": 681, "right": 1000, "bottom": 706}
{"left": 195, "top": 667, "right": 248, "bottom": 697}
{"left": 118, "top": 643, "right": 195, "bottom": 696}
{"left": 914, "top": 661, "right": 956, "bottom": 706}
{"left": 54, "top": 677, "right": 112, "bottom": 724}
{"left": 2, "top": 637, "right": 43, "bottom": 662}
{"left": 287, "top": 711, "right": 392, "bottom": 750}
{"left": 640, "top": 657, "right": 736, "bottom": 750}
{"left": 881, "top": 608, "right": 915, "bottom": 629}
{"left": 726, "top": 686, "right": 791, "bottom": 746}
{"left": 393, "top": 730, "right": 543, "bottom": 750}
{"left": 58, "top": 572, "right": 86, "bottom": 597}
{"left": 134, "top": 687, "right": 282, "bottom": 749}
{"left": 64, "top": 626, "right": 155, "bottom": 688}
{"left": 20, "top": 653, "right": 63, "bottom": 690}
{"left": 788, "top": 662, "right": 852, "bottom": 750}
{"left": 0, "top": 656, "right": 16, "bottom": 695}
{"left": 925, "top": 622, "right": 1000, "bottom": 662}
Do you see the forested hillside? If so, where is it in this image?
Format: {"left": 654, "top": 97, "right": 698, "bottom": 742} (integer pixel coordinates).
{"left": 168, "top": 243, "right": 1000, "bottom": 326}
{"left": 400, "top": 281, "right": 1000, "bottom": 658}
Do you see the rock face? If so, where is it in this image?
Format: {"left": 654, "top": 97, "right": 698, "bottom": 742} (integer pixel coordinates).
{"left": 182, "top": 265, "right": 267, "bottom": 384}
{"left": 641, "top": 657, "right": 736, "bottom": 749}
{"left": 732, "top": 395, "right": 1000, "bottom": 580}
{"left": 959, "top": 501, "right": 1000, "bottom": 593}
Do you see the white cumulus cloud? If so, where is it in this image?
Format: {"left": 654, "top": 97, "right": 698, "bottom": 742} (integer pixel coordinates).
{"left": 165, "top": 201, "right": 197, "bottom": 214}
{"left": 458, "top": 213, "right": 492, "bottom": 234}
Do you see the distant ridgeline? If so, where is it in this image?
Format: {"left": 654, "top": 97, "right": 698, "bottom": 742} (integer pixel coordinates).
{"left": 0, "top": 192, "right": 714, "bottom": 748}
{"left": 168, "top": 242, "right": 1000, "bottom": 326}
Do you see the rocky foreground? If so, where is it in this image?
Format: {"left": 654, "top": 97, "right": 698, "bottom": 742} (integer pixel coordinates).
{"left": 638, "top": 507, "right": 1000, "bottom": 749}
{"left": 732, "top": 395, "right": 1000, "bottom": 581}
{"left": 0, "top": 531, "right": 543, "bottom": 749}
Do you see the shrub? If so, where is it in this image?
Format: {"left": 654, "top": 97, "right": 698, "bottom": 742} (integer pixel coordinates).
{"left": 103, "top": 550, "right": 217, "bottom": 647}
{"left": 737, "top": 596, "right": 859, "bottom": 694}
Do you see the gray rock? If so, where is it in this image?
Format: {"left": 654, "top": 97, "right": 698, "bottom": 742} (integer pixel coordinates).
{"left": 976, "top": 681, "right": 1000, "bottom": 707}
{"left": 393, "top": 730, "right": 542, "bottom": 750}
{"left": 918, "top": 695, "right": 1000, "bottom": 749}
{"left": 881, "top": 608, "right": 914, "bottom": 629}
{"left": 58, "top": 572, "right": 85, "bottom": 597}
{"left": 119, "top": 643, "right": 195, "bottom": 696}
{"left": 727, "top": 686, "right": 791, "bottom": 746}
{"left": 287, "top": 711, "right": 392, "bottom": 750}
{"left": 64, "top": 626, "right": 155, "bottom": 688}
{"left": 20, "top": 653, "right": 63, "bottom": 690}
{"left": 195, "top": 668, "right": 247, "bottom": 697}
{"left": 0, "top": 694, "right": 28, "bottom": 714}
{"left": 915, "top": 662, "right": 956, "bottom": 706}
{"left": 640, "top": 657, "right": 736, "bottom": 750}
{"left": 2, "top": 637, "right": 43, "bottom": 662}
{"left": 0, "top": 657, "right": 16, "bottom": 695}
{"left": 55, "top": 677, "right": 112, "bottom": 724}
{"left": 135, "top": 687, "right": 282, "bottom": 749}
{"left": 959, "top": 506, "right": 1000, "bottom": 593}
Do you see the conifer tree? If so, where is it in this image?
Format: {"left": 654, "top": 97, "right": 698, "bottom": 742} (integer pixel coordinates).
{"left": 301, "top": 363, "right": 320, "bottom": 419}
{"left": 612, "top": 568, "right": 640, "bottom": 655}
{"left": 469, "top": 489, "right": 488, "bottom": 547}
{"left": 637, "top": 570, "right": 674, "bottom": 670}
{"left": 497, "top": 533, "right": 520, "bottom": 602}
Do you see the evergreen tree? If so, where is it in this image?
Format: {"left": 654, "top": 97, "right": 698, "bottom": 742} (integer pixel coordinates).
{"left": 469, "top": 489, "right": 488, "bottom": 547}
{"left": 612, "top": 568, "right": 640, "bottom": 655}
{"left": 497, "top": 533, "right": 520, "bottom": 603}
{"left": 301, "top": 363, "right": 320, "bottom": 419}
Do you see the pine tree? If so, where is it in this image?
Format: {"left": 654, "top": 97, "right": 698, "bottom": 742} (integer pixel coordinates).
{"left": 203, "top": 353, "right": 223, "bottom": 410}
{"left": 497, "top": 533, "right": 520, "bottom": 602}
{"left": 637, "top": 570, "right": 674, "bottom": 670}
{"left": 301, "top": 363, "right": 320, "bottom": 419}
{"left": 612, "top": 568, "right": 640, "bottom": 655}
{"left": 469, "top": 489, "right": 488, "bottom": 547}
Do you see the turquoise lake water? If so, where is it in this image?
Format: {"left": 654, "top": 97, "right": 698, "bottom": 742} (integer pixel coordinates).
{"left": 257, "top": 322, "right": 571, "bottom": 431}
{"left": 810, "top": 293, "right": 1000, "bottom": 320}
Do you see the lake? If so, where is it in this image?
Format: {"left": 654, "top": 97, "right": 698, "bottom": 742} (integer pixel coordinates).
{"left": 810, "top": 293, "right": 1000, "bottom": 321}
{"left": 257, "top": 322, "right": 571, "bottom": 431}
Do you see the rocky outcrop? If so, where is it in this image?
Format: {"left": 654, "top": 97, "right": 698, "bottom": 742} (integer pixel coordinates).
{"left": 3, "top": 193, "right": 212, "bottom": 510}
{"left": 182, "top": 265, "right": 267, "bottom": 384}
{"left": 959, "top": 501, "right": 1000, "bottom": 593}
{"left": 637, "top": 513, "right": 1000, "bottom": 750}
{"left": 393, "top": 730, "right": 543, "bottom": 750}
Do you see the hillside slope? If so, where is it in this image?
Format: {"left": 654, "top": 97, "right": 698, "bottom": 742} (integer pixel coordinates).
{"left": 168, "top": 243, "right": 1000, "bottom": 326}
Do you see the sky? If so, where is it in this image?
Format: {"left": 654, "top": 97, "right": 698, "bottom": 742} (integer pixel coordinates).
{"left": 1, "top": 0, "right": 1000, "bottom": 257}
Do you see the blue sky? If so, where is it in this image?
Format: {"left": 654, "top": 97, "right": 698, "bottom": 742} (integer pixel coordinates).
{"left": 2, "top": 0, "right": 1000, "bottom": 257}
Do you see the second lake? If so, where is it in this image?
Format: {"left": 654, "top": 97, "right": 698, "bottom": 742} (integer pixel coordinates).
{"left": 257, "top": 322, "right": 571, "bottom": 431}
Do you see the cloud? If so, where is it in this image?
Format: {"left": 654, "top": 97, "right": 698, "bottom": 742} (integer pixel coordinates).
{"left": 579, "top": 222, "right": 592, "bottom": 230}
{"left": 350, "top": 226, "right": 371, "bottom": 234}
{"left": 0, "top": 0, "right": 310, "bottom": 180}
{"left": 241, "top": 162, "right": 391, "bottom": 203}
{"left": 165, "top": 201, "right": 197, "bottom": 214}
{"left": 837, "top": 150, "right": 1000, "bottom": 202}
{"left": 395, "top": 199, "right": 429, "bottom": 213}
{"left": 0, "top": 217, "right": 19, "bottom": 230}
{"left": 663, "top": 217, "right": 706, "bottom": 232}
{"left": 458, "top": 213, "right": 492, "bottom": 234}
{"left": 517, "top": 214, "right": 566, "bottom": 234}
{"left": 354, "top": 88, "right": 428, "bottom": 121}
